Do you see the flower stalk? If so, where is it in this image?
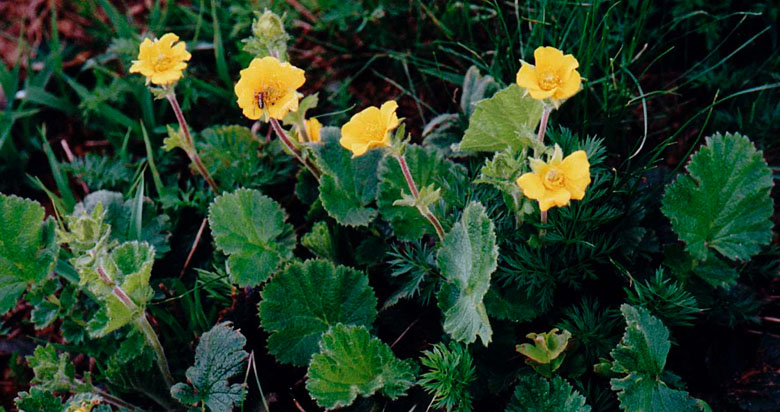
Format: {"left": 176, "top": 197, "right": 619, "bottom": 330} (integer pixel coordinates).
{"left": 270, "top": 118, "right": 321, "bottom": 180}
{"left": 394, "top": 154, "right": 446, "bottom": 241}
{"left": 165, "top": 91, "right": 219, "bottom": 193}
{"left": 537, "top": 105, "right": 552, "bottom": 143}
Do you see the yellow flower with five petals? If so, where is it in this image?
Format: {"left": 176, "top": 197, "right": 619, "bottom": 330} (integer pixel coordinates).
{"left": 301, "top": 118, "right": 322, "bottom": 143}
{"left": 129, "top": 33, "right": 191, "bottom": 85}
{"left": 516, "top": 47, "right": 581, "bottom": 104}
{"left": 339, "top": 101, "right": 400, "bottom": 157}
{"left": 516, "top": 145, "right": 590, "bottom": 211}
{"left": 234, "top": 56, "right": 306, "bottom": 120}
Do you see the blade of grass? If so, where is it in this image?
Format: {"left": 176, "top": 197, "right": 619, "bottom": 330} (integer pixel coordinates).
{"left": 40, "top": 126, "right": 76, "bottom": 211}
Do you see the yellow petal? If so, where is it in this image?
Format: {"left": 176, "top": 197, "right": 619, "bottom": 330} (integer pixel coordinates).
{"left": 515, "top": 63, "right": 539, "bottom": 90}
{"left": 554, "top": 69, "right": 581, "bottom": 100}
{"left": 534, "top": 46, "right": 566, "bottom": 74}
{"left": 560, "top": 150, "right": 590, "bottom": 180}
{"left": 546, "top": 188, "right": 571, "bottom": 209}
{"left": 267, "top": 91, "right": 299, "bottom": 120}
{"left": 528, "top": 88, "right": 556, "bottom": 100}
{"left": 565, "top": 176, "right": 590, "bottom": 200}
{"left": 303, "top": 118, "right": 323, "bottom": 142}
{"left": 380, "top": 101, "right": 400, "bottom": 131}
{"left": 528, "top": 158, "right": 546, "bottom": 174}
{"left": 158, "top": 33, "right": 180, "bottom": 47}
{"left": 556, "top": 54, "right": 580, "bottom": 79}
{"left": 516, "top": 173, "right": 546, "bottom": 200}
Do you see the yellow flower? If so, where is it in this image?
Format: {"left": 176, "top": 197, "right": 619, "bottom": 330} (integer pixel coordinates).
{"left": 301, "top": 118, "right": 322, "bottom": 143}
{"left": 129, "top": 33, "right": 191, "bottom": 85}
{"left": 340, "top": 101, "right": 400, "bottom": 157}
{"left": 516, "top": 46, "right": 581, "bottom": 102}
{"left": 516, "top": 145, "right": 590, "bottom": 211}
{"left": 234, "top": 56, "right": 306, "bottom": 120}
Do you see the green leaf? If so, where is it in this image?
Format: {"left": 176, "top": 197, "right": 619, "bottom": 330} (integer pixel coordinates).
{"left": 0, "top": 194, "right": 59, "bottom": 315}
{"left": 505, "top": 374, "right": 591, "bottom": 412}
{"left": 611, "top": 373, "right": 698, "bottom": 412}
{"left": 661, "top": 132, "right": 773, "bottom": 261}
{"left": 484, "top": 285, "right": 540, "bottom": 323}
{"left": 460, "top": 65, "right": 500, "bottom": 117}
{"left": 313, "top": 129, "right": 382, "bottom": 226}
{"left": 14, "top": 387, "right": 64, "bottom": 412}
{"left": 26, "top": 344, "right": 76, "bottom": 392}
{"left": 458, "top": 84, "right": 543, "bottom": 152}
{"left": 86, "top": 241, "right": 155, "bottom": 337}
{"left": 171, "top": 322, "right": 248, "bottom": 411}
{"left": 74, "top": 191, "right": 171, "bottom": 256}
{"left": 377, "top": 145, "right": 467, "bottom": 240}
{"left": 31, "top": 300, "right": 59, "bottom": 329}
{"left": 437, "top": 202, "right": 497, "bottom": 346}
{"left": 307, "top": 324, "right": 415, "bottom": 409}
{"left": 610, "top": 305, "right": 669, "bottom": 376}
{"left": 608, "top": 305, "right": 701, "bottom": 412}
{"left": 208, "top": 188, "right": 295, "bottom": 287}
{"left": 419, "top": 342, "right": 476, "bottom": 412}
{"left": 517, "top": 328, "right": 571, "bottom": 377}
{"left": 301, "top": 221, "right": 336, "bottom": 259}
{"left": 259, "top": 259, "right": 377, "bottom": 366}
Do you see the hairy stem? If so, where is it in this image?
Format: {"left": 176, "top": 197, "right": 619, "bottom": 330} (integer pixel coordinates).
{"left": 97, "top": 267, "right": 175, "bottom": 389}
{"left": 537, "top": 105, "right": 552, "bottom": 143}
{"left": 165, "top": 92, "right": 219, "bottom": 193}
{"left": 394, "top": 154, "right": 445, "bottom": 241}
{"left": 135, "top": 314, "right": 175, "bottom": 389}
{"left": 269, "top": 118, "right": 321, "bottom": 180}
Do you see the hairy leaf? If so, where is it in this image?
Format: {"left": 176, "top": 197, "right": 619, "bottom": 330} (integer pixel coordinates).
{"left": 662, "top": 132, "right": 773, "bottom": 261}
{"left": 26, "top": 344, "right": 76, "bottom": 392}
{"left": 313, "top": 128, "right": 383, "bottom": 226}
{"left": 378, "top": 145, "right": 467, "bottom": 240}
{"left": 460, "top": 65, "right": 500, "bottom": 117}
{"left": 73, "top": 191, "right": 171, "bottom": 256}
{"left": 301, "top": 221, "right": 336, "bottom": 259}
{"left": 458, "top": 84, "right": 543, "bottom": 152}
{"left": 0, "top": 195, "right": 59, "bottom": 315}
{"left": 259, "top": 260, "right": 377, "bottom": 366}
{"left": 208, "top": 188, "right": 295, "bottom": 286}
{"left": 506, "top": 374, "right": 591, "bottom": 412}
{"left": 307, "top": 324, "right": 415, "bottom": 409}
{"left": 14, "top": 387, "right": 64, "bottom": 412}
{"left": 437, "top": 202, "right": 497, "bottom": 346}
{"left": 171, "top": 323, "right": 248, "bottom": 411}
{"left": 609, "top": 305, "right": 701, "bottom": 412}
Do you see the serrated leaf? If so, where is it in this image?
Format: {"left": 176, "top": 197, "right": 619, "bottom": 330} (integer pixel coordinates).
{"left": 377, "top": 145, "right": 467, "bottom": 240}
{"left": 208, "top": 188, "right": 295, "bottom": 287}
{"left": 171, "top": 322, "right": 248, "bottom": 411}
{"left": 307, "top": 324, "right": 415, "bottom": 409}
{"left": 301, "top": 221, "right": 335, "bottom": 259}
{"left": 458, "top": 84, "right": 543, "bottom": 152}
{"left": 611, "top": 305, "right": 669, "bottom": 376}
{"left": 506, "top": 374, "right": 591, "bottom": 412}
{"left": 0, "top": 194, "right": 59, "bottom": 315}
{"left": 437, "top": 202, "right": 497, "bottom": 346}
{"left": 608, "top": 305, "right": 702, "bottom": 412}
{"left": 75, "top": 240, "right": 155, "bottom": 337}
{"left": 484, "top": 285, "right": 540, "bottom": 323}
{"left": 693, "top": 252, "right": 739, "bottom": 289}
{"left": 611, "top": 373, "right": 698, "bottom": 412}
{"left": 313, "top": 129, "right": 382, "bottom": 226}
{"left": 661, "top": 132, "right": 773, "bottom": 261}
{"left": 14, "top": 387, "right": 64, "bottom": 412}
{"left": 259, "top": 260, "right": 377, "bottom": 366}
{"left": 26, "top": 344, "right": 76, "bottom": 392}
{"left": 74, "top": 191, "right": 171, "bottom": 256}
{"left": 31, "top": 300, "right": 59, "bottom": 329}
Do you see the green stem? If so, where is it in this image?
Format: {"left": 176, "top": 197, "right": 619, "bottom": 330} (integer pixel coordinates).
{"left": 135, "top": 314, "right": 176, "bottom": 389}
{"left": 97, "top": 267, "right": 175, "bottom": 389}
{"left": 394, "top": 154, "right": 445, "bottom": 241}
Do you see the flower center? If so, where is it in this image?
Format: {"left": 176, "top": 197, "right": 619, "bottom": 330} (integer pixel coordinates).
{"left": 539, "top": 71, "right": 561, "bottom": 91}
{"left": 256, "top": 87, "right": 284, "bottom": 109}
{"left": 543, "top": 168, "right": 565, "bottom": 189}
{"left": 154, "top": 56, "right": 174, "bottom": 72}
